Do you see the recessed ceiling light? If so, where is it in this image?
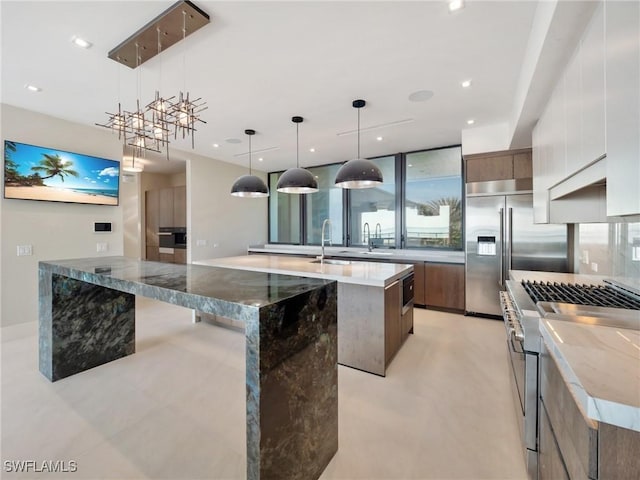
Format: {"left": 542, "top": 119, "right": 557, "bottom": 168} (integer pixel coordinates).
{"left": 71, "top": 36, "right": 92, "bottom": 49}
{"left": 376, "top": 136, "right": 383, "bottom": 141}
{"left": 213, "top": 143, "right": 219, "bottom": 148}
{"left": 309, "top": 147, "right": 315, "bottom": 153}
{"left": 24, "top": 84, "right": 41, "bottom": 92}
{"left": 467, "top": 119, "right": 475, "bottom": 125}
{"left": 449, "top": 0, "right": 465, "bottom": 12}
{"left": 408, "top": 90, "right": 434, "bottom": 103}
{"left": 461, "top": 79, "right": 472, "bottom": 88}
{"left": 408, "top": 164, "right": 413, "bottom": 168}
{"left": 258, "top": 157, "right": 264, "bottom": 162}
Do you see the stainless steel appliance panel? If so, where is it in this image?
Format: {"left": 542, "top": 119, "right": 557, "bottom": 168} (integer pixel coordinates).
{"left": 506, "top": 194, "right": 569, "bottom": 273}
{"left": 465, "top": 189, "right": 569, "bottom": 317}
{"left": 465, "top": 195, "right": 505, "bottom": 316}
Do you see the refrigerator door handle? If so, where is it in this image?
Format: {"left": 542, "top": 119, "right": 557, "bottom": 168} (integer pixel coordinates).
{"left": 499, "top": 207, "right": 504, "bottom": 287}
{"left": 507, "top": 207, "right": 514, "bottom": 276}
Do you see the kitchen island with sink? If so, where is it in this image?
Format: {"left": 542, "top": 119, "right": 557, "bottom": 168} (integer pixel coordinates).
{"left": 38, "top": 256, "right": 337, "bottom": 480}
{"left": 195, "top": 254, "right": 414, "bottom": 376}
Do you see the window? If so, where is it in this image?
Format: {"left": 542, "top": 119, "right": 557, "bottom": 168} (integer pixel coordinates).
{"left": 268, "top": 172, "right": 301, "bottom": 244}
{"left": 348, "top": 156, "right": 396, "bottom": 248}
{"left": 404, "top": 146, "right": 462, "bottom": 249}
{"left": 305, "top": 164, "right": 344, "bottom": 245}
{"left": 267, "top": 146, "right": 463, "bottom": 251}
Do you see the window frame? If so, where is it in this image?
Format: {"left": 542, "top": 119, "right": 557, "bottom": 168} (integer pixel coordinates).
{"left": 267, "top": 144, "right": 464, "bottom": 251}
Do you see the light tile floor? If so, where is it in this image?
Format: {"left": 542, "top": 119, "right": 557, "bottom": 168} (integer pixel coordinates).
{"left": 1, "top": 297, "right": 527, "bottom": 479}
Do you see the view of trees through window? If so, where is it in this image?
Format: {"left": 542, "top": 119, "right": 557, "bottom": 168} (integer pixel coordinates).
{"left": 404, "top": 147, "right": 462, "bottom": 249}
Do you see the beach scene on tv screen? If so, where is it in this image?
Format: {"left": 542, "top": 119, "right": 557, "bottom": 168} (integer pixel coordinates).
{"left": 4, "top": 141, "right": 119, "bottom": 205}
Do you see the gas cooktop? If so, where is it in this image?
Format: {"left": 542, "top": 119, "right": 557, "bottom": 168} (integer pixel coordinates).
{"left": 521, "top": 280, "right": 640, "bottom": 310}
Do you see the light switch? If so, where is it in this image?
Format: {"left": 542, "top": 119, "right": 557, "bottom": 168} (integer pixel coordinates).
{"left": 17, "top": 245, "right": 33, "bottom": 256}
{"left": 96, "top": 242, "right": 108, "bottom": 252}
{"left": 196, "top": 239, "right": 207, "bottom": 246}
{"left": 590, "top": 262, "right": 598, "bottom": 272}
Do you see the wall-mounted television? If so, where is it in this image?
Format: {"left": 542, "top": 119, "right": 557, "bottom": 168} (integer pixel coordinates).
{"left": 3, "top": 140, "right": 120, "bottom": 206}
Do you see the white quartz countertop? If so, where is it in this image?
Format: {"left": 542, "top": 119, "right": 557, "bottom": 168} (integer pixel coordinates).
{"left": 248, "top": 244, "right": 465, "bottom": 264}
{"left": 540, "top": 318, "right": 640, "bottom": 432}
{"left": 195, "top": 255, "right": 414, "bottom": 287}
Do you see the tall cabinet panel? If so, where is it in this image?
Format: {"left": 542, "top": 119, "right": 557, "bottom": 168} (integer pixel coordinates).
{"left": 580, "top": 2, "right": 605, "bottom": 168}
{"left": 159, "top": 187, "right": 174, "bottom": 228}
{"left": 605, "top": 0, "right": 640, "bottom": 216}
{"left": 145, "top": 189, "right": 160, "bottom": 247}
{"left": 173, "top": 186, "right": 187, "bottom": 227}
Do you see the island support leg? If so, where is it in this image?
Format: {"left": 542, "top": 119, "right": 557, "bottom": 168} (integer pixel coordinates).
{"left": 246, "top": 282, "right": 338, "bottom": 480}
{"left": 39, "top": 271, "right": 135, "bottom": 381}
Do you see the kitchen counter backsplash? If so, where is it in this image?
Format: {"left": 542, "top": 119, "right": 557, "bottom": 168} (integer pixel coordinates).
{"left": 248, "top": 244, "right": 465, "bottom": 264}
{"left": 578, "top": 221, "right": 640, "bottom": 279}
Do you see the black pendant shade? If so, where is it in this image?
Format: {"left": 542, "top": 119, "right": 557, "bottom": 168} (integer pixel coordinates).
{"left": 335, "top": 99, "right": 383, "bottom": 189}
{"left": 277, "top": 167, "right": 318, "bottom": 193}
{"left": 230, "top": 129, "right": 269, "bottom": 198}
{"left": 230, "top": 174, "right": 269, "bottom": 197}
{"left": 333, "top": 158, "right": 383, "bottom": 189}
{"left": 276, "top": 116, "right": 318, "bottom": 194}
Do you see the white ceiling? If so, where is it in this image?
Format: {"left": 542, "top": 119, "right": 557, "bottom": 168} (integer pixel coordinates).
{"left": 2, "top": 0, "right": 545, "bottom": 174}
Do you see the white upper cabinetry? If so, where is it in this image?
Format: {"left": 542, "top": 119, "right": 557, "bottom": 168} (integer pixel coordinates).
{"left": 532, "top": 1, "right": 639, "bottom": 222}
{"left": 605, "top": 0, "right": 640, "bottom": 217}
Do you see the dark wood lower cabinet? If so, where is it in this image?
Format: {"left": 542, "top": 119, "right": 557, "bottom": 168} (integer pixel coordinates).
{"left": 174, "top": 249, "right": 187, "bottom": 264}
{"left": 413, "top": 262, "right": 425, "bottom": 306}
{"left": 424, "top": 263, "right": 465, "bottom": 311}
{"left": 146, "top": 246, "right": 160, "bottom": 261}
{"left": 540, "top": 340, "right": 640, "bottom": 480}
{"left": 539, "top": 402, "right": 570, "bottom": 480}
{"left": 384, "top": 280, "right": 401, "bottom": 366}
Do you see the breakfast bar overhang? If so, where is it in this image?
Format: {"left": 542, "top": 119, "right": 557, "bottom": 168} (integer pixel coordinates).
{"left": 38, "top": 256, "right": 338, "bottom": 480}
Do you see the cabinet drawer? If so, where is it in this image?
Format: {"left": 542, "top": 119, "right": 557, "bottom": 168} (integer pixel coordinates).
{"left": 540, "top": 342, "right": 598, "bottom": 479}
{"left": 539, "top": 401, "right": 570, "bottom": 480}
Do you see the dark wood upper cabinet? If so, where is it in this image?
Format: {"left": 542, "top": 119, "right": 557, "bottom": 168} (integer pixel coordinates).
{"left": 464, "top": 148, "right": 532, "bottom": 183}
{"left": 513, "top": 151, "right": 533, "bottom": 178}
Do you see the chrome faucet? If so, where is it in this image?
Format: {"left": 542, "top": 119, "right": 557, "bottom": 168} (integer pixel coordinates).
{"left": 363, "top": 222, "right": 371, "bottom": 251}
{"left": 319, "top": 219, "right": 332, "bottom": 262}
{"left": 374, "top": 223, "right": 382, "bottom": 243}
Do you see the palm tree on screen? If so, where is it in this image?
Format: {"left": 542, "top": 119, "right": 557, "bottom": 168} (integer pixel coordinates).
{"left": 31, "top": 153, "right": 79, "bottom": 182}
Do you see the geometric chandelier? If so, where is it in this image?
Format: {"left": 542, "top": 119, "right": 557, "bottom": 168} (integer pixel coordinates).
{"left": 96, "top": 1, "right": 209, "bottom": 162}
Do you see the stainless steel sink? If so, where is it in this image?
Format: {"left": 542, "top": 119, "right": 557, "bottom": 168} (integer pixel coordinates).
{"left": 310, "top": 259, "right": 353, "bottom": 265}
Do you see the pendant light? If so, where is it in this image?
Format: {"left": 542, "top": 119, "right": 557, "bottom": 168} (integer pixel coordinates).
{"left": 230, "top": 129, "right": 269, "bottom": 197}
{"left": 276, "top": 116, "right": 318, "bottom": 194}
{"left": 334, "top": 99, "right": 383, "bottom": 189}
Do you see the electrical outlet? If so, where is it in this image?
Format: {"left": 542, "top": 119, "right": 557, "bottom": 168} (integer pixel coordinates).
{"left": 17, "top": 245, "right": 33, "bottom": 256}
{"left": 213, "top": 243, "right": 219, "bottom": 248}
{"left": 96, "top": 242, "right": 108, "bottom": 252}
{"left": 590, "top": 262, "right": 598, "bottom": 272}
{"left": 582, "top": 250, "right": 589, "bottom": 264}
{"left": 196, "top": 239, "right": 207, "bottom": 247}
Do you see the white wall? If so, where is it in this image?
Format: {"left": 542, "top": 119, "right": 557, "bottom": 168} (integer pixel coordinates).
{"left": 121, "top": 172, "right": 141, "bottom": 258}
{"left": 188, "top": 153, "right": 268, "bottom": 261}
{"left": 461, "top": 122, "right": 511, "bottom": 156}
{"left": 1, "top": 104, "right": 124, "bottom": 327}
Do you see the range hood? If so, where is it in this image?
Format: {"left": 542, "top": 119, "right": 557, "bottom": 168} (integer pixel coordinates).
{"left": 547, "top": 156, "right": 609, "bottom": 223}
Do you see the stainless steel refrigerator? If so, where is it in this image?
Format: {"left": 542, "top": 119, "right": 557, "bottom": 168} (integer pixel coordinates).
{"left": 465, "top": 181, "right": 569, "bottom": 316}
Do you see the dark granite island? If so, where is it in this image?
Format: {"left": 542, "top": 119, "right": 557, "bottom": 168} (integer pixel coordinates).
{"left": 38, "top": 256, "right": 338, "bottom": 480}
